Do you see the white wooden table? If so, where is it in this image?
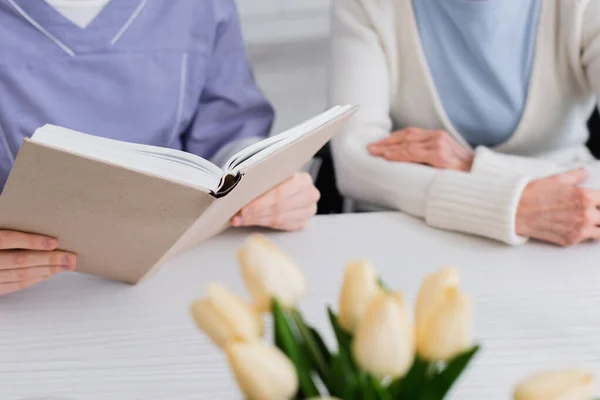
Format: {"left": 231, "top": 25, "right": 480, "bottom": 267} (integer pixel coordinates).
{"left": 0, "top": 212, "right": 599, "bottom": 400}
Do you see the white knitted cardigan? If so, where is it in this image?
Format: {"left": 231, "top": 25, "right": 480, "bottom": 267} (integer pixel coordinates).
{"left": 329, "top": 0, "right": 600, "bottom": 244}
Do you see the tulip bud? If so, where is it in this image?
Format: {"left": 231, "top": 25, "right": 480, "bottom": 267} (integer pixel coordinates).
{"left": 352, "top": 291, "right": 415, "bottom": 378}
{"left": 238, "top": 234, "right": 306, "bottom": 312}
{"left": 415, "top": 267, "right": 460, "bottom": 322}
{"left": 226, "top": 340, "right": 299, "bottom": 400}
{"left": 338, "top": 260, "right": 380, "bottom": 333}
{"left": 514, "top": 369, "right": 596, "bottom": 400}
{"left": 190, "top": 283, "right": 263, "bottom": 348}
{"left": 415, "top": 267, "right": 469, "bottom": 361}
{"left": 416, "top": 285, "right": 472, "bottom": 362}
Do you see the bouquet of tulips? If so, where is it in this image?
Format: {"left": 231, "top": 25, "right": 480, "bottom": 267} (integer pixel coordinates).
{"left": 190, "top": 234, "right": 598, "bottom": 400}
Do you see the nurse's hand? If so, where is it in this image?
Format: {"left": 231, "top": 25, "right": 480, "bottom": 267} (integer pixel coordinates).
{"left": 231, "top": 172, "right": 320, "bottom": 231}
{"left": 368, "top": 128, "right": 474, "bottom": 172}
{"left": 0, "top": 231, "right": 76, "bottom": 296}
{"left": 516, "top": 168, "right": 600, "bottom": 247}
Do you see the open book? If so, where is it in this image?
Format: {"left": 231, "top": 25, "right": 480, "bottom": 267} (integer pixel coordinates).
{"left": 32, "top": 105, "right": 354, "bottom": 195}
{"left": 0, "top": 105, "right": 357, "bottom": 283}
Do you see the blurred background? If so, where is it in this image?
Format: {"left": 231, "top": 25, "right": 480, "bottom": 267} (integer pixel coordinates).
{"left": 237, "top": 0, "right": 331, "bottom": 134}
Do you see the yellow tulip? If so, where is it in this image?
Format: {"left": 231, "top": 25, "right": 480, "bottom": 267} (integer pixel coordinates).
{"left": 190, "top": 283, "right": 263, "bottom": 348}
{"left": 514, "top": 369, "right": 596, "bottom": 400}
{"left": 415, "top": 267, "right": 471, "bottom": 361}
{"left": 416, "top": 285, "right": 472, "bottom": 362}
{"left": 226, "top": 340, "right": 299, "bottom": 400}
{"left": 352, "top": 291, "right": 415, "bottom": 378}
{"left": 338, "top": 260, "right": 380, "bottom": 333}
{"left": 238, "top": 234, "right": 306, "bottom": 312}
{"left": 415, "top": 267, "right": 460, "bottom": 322}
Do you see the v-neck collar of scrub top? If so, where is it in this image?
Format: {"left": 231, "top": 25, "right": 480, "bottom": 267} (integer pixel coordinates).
{"left": 7, "top": 0, "right": 148, "bottom": 55}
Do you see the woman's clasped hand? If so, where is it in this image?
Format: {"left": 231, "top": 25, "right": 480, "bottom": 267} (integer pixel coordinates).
{"left": 369, "top": 128, "right": 600, "bottom": 247}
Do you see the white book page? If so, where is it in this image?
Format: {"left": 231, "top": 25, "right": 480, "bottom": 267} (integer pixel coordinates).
{"left": 31, "top": 106, "right": 352, "bottom": 192}
{"left": 222, "top": 134, "right": 288, "bottom": 173}
{"left": 225, "top": 105, "right": 351, "bottom": 175}
{"left": 132, "top": 147, "right": 222, "bottom": 176}
{"left": 32, "top": 125, "right": 223, "bottom": 191}
{"left": 221, "top": 108, "right": 342, "bottom": 172}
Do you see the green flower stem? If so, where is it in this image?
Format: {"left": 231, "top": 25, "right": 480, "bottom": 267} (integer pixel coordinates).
{"left": 290, "top": 309, "right": 333, "bottom": 392}
{"left": 389, "top": 356, "right": 431, "bottom": 399}
{"left": 430, "top": 345, "right": 480, "bottom": 399}
{"left": 272, "top": 299, "right": 320, "bottom": 398}
{"left": 327, "top": 307, "right": 357, "bottom": 371}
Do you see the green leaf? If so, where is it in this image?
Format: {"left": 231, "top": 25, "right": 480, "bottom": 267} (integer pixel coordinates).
{"left": 341, "top": 374, "right": 359, "bottom": 400}
{"left": 309, "top": 326, "right": 333, "bottom": 365}
{"left": 290, "top": 309, "right": 331, "bottom": 374}
{"left": 356, "top": 372, "right": 375, "bottom": 400}
{"left": 326, "top": 309, "right": 364, "bottom": 397}
{"left": 273, "top": 311, "right": 307, "bottom": 399}
{"left": 419, "top": 388, "right": 442, "bottom": 400}
{"left": 376, "top": 389, "right": 393, "bottom": 400}
{"left": 388, "top": 377, "right": 402, "bottom": 396}
{"left": 329, "top": 355, "right": 349, "bottom": 397}
{"left": 431, "top": 345, "right": 480, "bottom": 399}
{"left": 389, "top": 356, "right": 430, "bottom": 399}
{"left": 274, "top": 317, "right": 285, "bottom": 352}
{"left": 290, "top": 309, "right": 336, "bottom": 395}
{"left": 356, "top": 374, "right": 391, "bottom": 400}
{"left": 272, "top": 299, "right": 320, "bottom": 398}
{"left": 272, "top": 304, "right": 306, "bottom": 399}
{"left": 328, "top": 352, "right": 363, "bottom": 399}
{"left": 369, "top": 376, "right": 392, "bottom": 400}
{"left": 363, "top": 384, "right": 377, "bottom": 400}
{"left": 327, "top": 307, "right": 356, "bottom": 371}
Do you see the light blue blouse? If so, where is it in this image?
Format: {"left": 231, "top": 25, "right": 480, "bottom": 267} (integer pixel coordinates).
{"left": 413, "top": 0, "right": 541, "bottom": 147}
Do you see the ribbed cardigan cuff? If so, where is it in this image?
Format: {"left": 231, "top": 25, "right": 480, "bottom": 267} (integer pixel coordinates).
{"left": 425, "top": 170, "right": 530, "bottom": 245}
{"left": 471, "top": 147, "right": 562, "bottom": 179}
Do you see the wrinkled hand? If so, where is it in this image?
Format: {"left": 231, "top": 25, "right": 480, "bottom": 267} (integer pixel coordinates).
{"left": 231, "top": 172, "right": 320, "bottom": 231}
{"left": 516, "top": 168, "right": 600, "bottom": 246}
{"left": 0, "top": 230, "right": 76, "bottom": 296}
{"left": 368, "top": 128, "right": 474, "bottom": 172}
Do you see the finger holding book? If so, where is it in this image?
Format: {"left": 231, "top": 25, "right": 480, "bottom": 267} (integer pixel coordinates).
{"left": 231, "top": 172, "right": 321, "bottom": 231}
{"left": 0, "top": 230, "right": 76, "bottom": 295}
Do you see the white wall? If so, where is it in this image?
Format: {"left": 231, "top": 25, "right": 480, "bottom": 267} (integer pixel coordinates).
{"left": 236, "top": 0, "right": 331, "bottom": 44}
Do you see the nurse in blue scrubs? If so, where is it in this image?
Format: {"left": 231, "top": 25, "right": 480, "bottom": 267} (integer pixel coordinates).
{"left": 0, "top": 0, "right": 320, "bottom": 295}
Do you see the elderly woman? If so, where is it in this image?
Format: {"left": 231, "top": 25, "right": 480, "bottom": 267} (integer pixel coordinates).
{"left": 330, "top": 0, "right": 600, "bottom": 247}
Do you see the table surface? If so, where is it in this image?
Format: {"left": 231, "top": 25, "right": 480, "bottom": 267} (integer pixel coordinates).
{"left": 0, "top": 212, "right": 599, "bottom": 400}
